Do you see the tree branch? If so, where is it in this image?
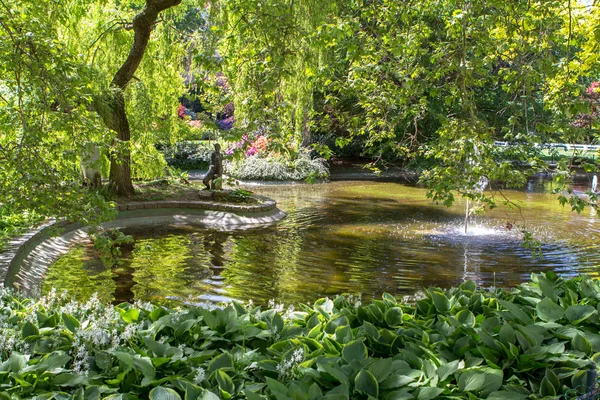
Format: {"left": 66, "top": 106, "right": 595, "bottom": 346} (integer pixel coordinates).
{"left": 111, "top": 0, "right": 182, "bottom": 90}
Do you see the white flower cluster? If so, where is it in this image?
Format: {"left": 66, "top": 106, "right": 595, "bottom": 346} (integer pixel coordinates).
{"left": 346, "top": 294, "right": 362, "bottom": 309}
{"left": 193, "top": 367, "right": 206, "bottom": 384}
{"left": 268, "top": 299, "right": 285, "bottom": 314}
{"left": 276, "top": 347, "right": 304, "bottom": 380}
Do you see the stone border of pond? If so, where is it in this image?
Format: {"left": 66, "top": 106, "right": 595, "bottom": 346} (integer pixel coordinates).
{"left": 115, "top": 194, "right": 277, "bottom": 213}
{"left": 0, "top": 197, "right": 285, "bottom": 297}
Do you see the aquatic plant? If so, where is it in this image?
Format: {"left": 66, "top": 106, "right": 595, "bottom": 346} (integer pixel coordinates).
{"left": 0, "top": 273, "right": 599, "bottom": 399}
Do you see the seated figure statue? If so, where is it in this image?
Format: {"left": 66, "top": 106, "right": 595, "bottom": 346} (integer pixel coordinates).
{"left": 203, "top": 143, "right": 223, "bottom": 190}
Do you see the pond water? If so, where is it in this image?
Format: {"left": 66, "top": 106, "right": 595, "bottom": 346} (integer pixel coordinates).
{"left": 42, "top": 178, "right": 600, "bottom": 306}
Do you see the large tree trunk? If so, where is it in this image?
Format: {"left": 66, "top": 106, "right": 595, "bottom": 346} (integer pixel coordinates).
{"left": 102, "top": 0, "right": 182, "bottom": 196}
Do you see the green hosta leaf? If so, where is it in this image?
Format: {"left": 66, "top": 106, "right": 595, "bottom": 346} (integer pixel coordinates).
{"left": 538, "top": 275, "right": 558, "bottom": 302}
{"left": 416, "top": 386, "right": 443, "bottom": 400}
{"left": 536, "top": 298, "right": 564, "bottom": 322}
{"left": 355, "top": 369, "right": 378, "bottom": 398}
{"left": 208, "top": 352, "right": 233, "bottom": 373}
{"left": 539, "top": 376, "right": 556, "bottom": 397}
{"left": 545, "top": 368, "right": 561, "bottom": 391}
{"left": 133, "top": 356, "right": 156, "bottom": 386}
{"left": 437, "top": 360, "right": 461, "bottom": 381}
{"left": 244, "top": 390, "right": 265, "bottom": 400}
{"left": 119, "top": 308, "right": 140, "bottom": 324}
{"left": 61, "top": 313, "right": 80, "bottom": 333}
{"left": 430, "top": 291, "right": 450, "bottom": 313}
{"left": 23, "top": 351, "right": 70, "bottom": 373}
{"left": 368, "top": 358, "right": 392, "bottom": 382}
{"left": 456, "top": 309, "right": 475, "bottom": 328}
{"left": 457, "top": 368, "right": 503, "bottom": 396}
{"left": 53, "top": 373, "right": 87, "bottom": 387}
{"left": 572, "top": 334, "right": 593, "bottom": 355}
{"left": 22, "top": 321, "right": 39, "bottom": 338}
{"left": 380, "top": 374, "right": 414, "bottom": 389}
{"left": 267, "top": 377, "right": 288, "bottom": 395}
{"left": 149, "top": 386, "right": 182, "bottom": 400}
{"left": 487, "top": 391, "right": 528, "bottom": 400}
{"left": 342, "top": 340, "right": 367, "bottom": 363}
{"left": 335, "top": 325, "right": 353, "bottom": 344}
{"left": 385, "top": 307, "right": 403, "bottom": 326}
{"left": 499, "top": 324, "right": 516, "bottom": 346}
{"left": 216, "top": 370, "right": 235, "bottom": 395}
{"left": 383, "top": 292, "right": 397, "bottom": 305}
{"left": 308, "top": 383, "right": 322, "bottom": 400}
{"left": 566, "top": 305, "right": 596, "bottom": 324}
{"left": 497, "top": 300, "right": 531, "bottom": 324}
{"left": 319, "top": 363, "right": 350, "bottom": 386}
{"left": 9, "top": 352, "right": 27, "bottom": 373}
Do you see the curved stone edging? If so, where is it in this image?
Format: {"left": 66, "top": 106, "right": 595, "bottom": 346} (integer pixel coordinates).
{"left": 115, "top": 195, "right": 277, "bottom": 213}
{"left": 1, "top": 198, "right": 285, "bottom": 296}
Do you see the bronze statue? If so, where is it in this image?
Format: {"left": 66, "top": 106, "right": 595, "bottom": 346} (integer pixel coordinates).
{"left": 203, "top": 143, "right": 223, "bottom": 190}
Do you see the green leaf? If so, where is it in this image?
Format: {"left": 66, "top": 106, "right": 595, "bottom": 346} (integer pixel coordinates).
{"left": 497, "top": 300, "right": 531, "bottom": 324}
{"left": 430, "top": 291, "right": 450, "bottom": 313}
{"left": 385, "top": 307, "right": 403, "bottom": 326}
{"left": 381, "top": 375, "right": 414, "bottom": 389}
{"left": 487, "top": 391, "right": 528, "bottom": 400}
{"left": 566, "top": 305, "right": 596, "bottom": 324}
{"left": 267, "top": 377, "right": 288, "bottom": 395}
{"left": 22, "top": 321, "right": 39, "bottom": 338}
{"left": 368, "top": 358, "right": 393, "bottom": 382}
{"left": 208, "top": 352, "right": 233, "bottom": 373}
{"left": 416, "top": 387, "right": 443, "bottom": 400}
{"left": 572, "top": 334, "right": 592, "bottom": 355}
{"left": 342, "top": 340, "right": 368, "bottom": 363}
{"left": 536, "top": 298, "right": 564, "bottom": 322}
{"left": 308, "top": 383, "right": 322, "bottom": 400}
{"left": 457, "top": 368, "right": 503, "bottom": 396}
{"left": 456, "top": 309, "right": 475, "bottom": 327}
{"left": 149, "top": 386, "right": 182, "bottom": 400}
{"left": 244, "top": 390, "right": 265, "bottom": 400}
{"left": 120, "top": 308, "right": 140, "bottom": 324}
{"left": 437, "top": 360, "right": 460, "bottom": 381}
{"left": 498, "top": 324, "right": 516, "bottom": 346}
{"left": 132, "top": 356, "right": 156, "bottom": 385}
{"left": 539, "top": 377, "right": 556, "bottom": 397}
{"left": 61, "top": 313, "right": 80, "bottom": 333}
{"left": 53, "top": 373, "right": 87, "bottom": 387}
{"left": 9, "top": 352, "right": 27, "bottom": 373}
{"left": 216, "top": 370, "right": 235, "bottom": 395}
{"left": 355, "top": 369, "right": 378, "bottom": 398}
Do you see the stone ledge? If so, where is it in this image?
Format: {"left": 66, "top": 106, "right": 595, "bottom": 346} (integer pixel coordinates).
{"left": 2, "top": 196, "right": 284, "bottom": 296}
{"left": 116, "top": 197, "right": 277, "bottom": 214}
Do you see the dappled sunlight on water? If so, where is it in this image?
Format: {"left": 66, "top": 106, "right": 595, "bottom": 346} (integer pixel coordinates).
{"left": 43, "top": 180, "right": 600, "bottom": 306}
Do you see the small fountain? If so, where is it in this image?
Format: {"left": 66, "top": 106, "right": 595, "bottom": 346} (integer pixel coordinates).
{"left": 464, "top": 175, "right": 489, "bottom": 234}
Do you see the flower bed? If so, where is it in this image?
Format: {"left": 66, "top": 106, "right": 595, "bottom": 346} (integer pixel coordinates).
{"left": 0, "top": 273, "right": 598, "bottom": 399}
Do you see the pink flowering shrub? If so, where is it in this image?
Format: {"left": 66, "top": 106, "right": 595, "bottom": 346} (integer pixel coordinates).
{"left": 572, "top": 82, "right": 600, "bottom": 129}
{"left": 177, "top": 104, "right": 186, "bottom": 120}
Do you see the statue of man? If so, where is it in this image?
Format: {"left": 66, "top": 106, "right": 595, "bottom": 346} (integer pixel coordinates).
{"left": 203, "top": 143, "right": 223, "bottom": 190}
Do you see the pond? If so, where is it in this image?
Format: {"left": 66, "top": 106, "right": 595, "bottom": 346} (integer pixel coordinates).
{"left": 42, "top": 178, "right": 600, "bottom": 306}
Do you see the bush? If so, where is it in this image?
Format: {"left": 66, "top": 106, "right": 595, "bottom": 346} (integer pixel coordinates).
{"left": 0, "top": 273, "right": 599, "bottom": 399}
{"left": 226, "top": 150, "right": 329, "bottom": 181}
{"left": 157, "top": 141, "right": 214, "bottom": 170}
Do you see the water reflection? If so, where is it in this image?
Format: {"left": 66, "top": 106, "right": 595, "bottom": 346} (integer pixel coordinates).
{"left": 43, "top": 181, "right": 600, "bottom": 306}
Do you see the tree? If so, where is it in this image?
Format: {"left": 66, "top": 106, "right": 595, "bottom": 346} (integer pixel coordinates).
{"left": 97, "top": 0, "right": 183, "bottom": 196}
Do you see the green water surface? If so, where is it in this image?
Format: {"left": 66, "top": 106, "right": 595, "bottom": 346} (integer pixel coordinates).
{"left": 43, "top": 180, "right": 600, "bottom": 305}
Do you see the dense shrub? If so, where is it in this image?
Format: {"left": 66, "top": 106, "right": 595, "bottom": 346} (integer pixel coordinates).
{"left": 226, "top": 150, "right": 329, "bottom": 181}
{"left": 157, "top": 141, "right": 214, "bottom": 170}
{"left": 0, "top": 273, "right": 599, "bottom": 399}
